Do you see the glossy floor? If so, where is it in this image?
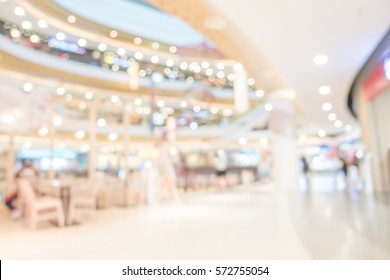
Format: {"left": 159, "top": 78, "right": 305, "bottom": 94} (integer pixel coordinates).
{"left": 0, "top": 173, "right": 389, "bottom": 259}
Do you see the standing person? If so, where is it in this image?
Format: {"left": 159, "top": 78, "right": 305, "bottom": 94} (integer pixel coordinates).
{"left": 214, "top": 150, "right": 228, "bottom": 189}
{"left": 4, "top": 159, "right": 40, "bottom": 219}
{"left": 301, "top": 156, "right": 310, "bottom": 189}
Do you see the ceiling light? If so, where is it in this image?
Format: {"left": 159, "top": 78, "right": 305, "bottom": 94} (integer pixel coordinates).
{"left": 21, "top": 21, "right": 32, "bottom": 30}
{"left": 217, "top": 62, "right": 225, "bottom": 70}
{"left": 334, "top": 120, "right": 343, "bottom": 128}
{"left": 180, "top": 100, "right": 188, "bottom": 108}
{"left": 227, "top": 73, "right": 235, "bottom": 81}
{"left": 75, "top": 130, "right": 85, "bottom": 140}
{"left": 157, "top": 100, "right": 165, "bottom": 108}
{"left": 345, "top": 124, "right": 352, "bottom": 132}
{"left": 38, "top": 127, "right": 49, "bottom": 136}
{"left": 233, "top": 63, "right": 243, "bottom": 71}
{"left": 193, "top": 105, "right": 201, "bottom": 112}
{"left": 117, "top": 48, "right": 126, "bottom": 56}
{"left": 79, "top": 102, "right": 86, "bottom": 110}
{"left": 186, "top": 77, "right": 194, "bottom": 84}
{"left": 256, "top": 90, "right": 265, "bottom": 98}
{"left": 67, "top": 15, "right": 76, "bottom": 23}
{"left": 166, "top": 59, "right": 174, "bottom": 67}
{"left": 77, "top": 38, "right": 87, "bottom": 47}
{"left": 23, "top": 82, "right": 33, "bottom": 93}
{"left": 190, "top": 122, "right": 198, "bottom": 130}
{"left": 265, "top": 103, "right": 273, "bottom": 112}
{"left": 109, "top": 30, "right": 118, "bottom": 38}
{"left": 152, "top": 42, "right": 160, "bottom": 49}
{"left": 210, "top": 107, "right": 218, "bottom": 114}
{"left": 97, "top": 118, "right": 106, "bottom": 127}
{"left": 38, "top": 19, "right": 48, "bottom": 28}
{"left": 112, "top": 65, "right": 119, "bottom": 72}
{"left": 238, "top": 137, "right": 247, "bottom": 146}
{"left": 328, "top": 113, "right": 337, "bottom": 121}
{"left": 313, "top": 54, "right": 328, "bottom": 65}
{"left": 205, "top": 68, "right": 213, "bottom": 76}
{"left": 110, "top": 95, "right": 119, "bottom": 103}
{"left": 180, "top": 62, "right": 188, "bottom": 70}
{"left": 30, "top": 35, "right": 40, "bottom": 43}
{"left": 134, "top": 37, "right": 142, "bottom": 45}
{"left": 52, "top": 116, "right": 63, "bottom": 127}
{"left": 260, "top": 137, "right": 269, "bottom": 145}
{"left": 108, "top": 133, "right": 118, "bottom": 141}
{"left": 56, "top": 87, "right": 65, "bottom": 95}
{"left": 134, "top": 51, "right": 143, "bottom": 60}
{"left": 56, "top": 32, "right": 66, "bottom": 41}
{"left": 10, "top": 29, "right": 21, "bottom": 38}
{"left": 247, "top": 78, "right": 255, "bottom": 86}
{"left": 319, "top": 86, "right": 331, "bottom": 95}
{"left": 98, "top": 43, "right": 107, "bottom": 52}
{"left": 201, "top": 61, "right": 210, "bottom": 69}
{"left": 151, "top": 56, "right": 159, "bottom": 64}
{"left": 322, "top": 102, "right": 333, "bottom": 111}
{"left": 134, "top": 98, "right": 143, "bottom": 106}
{"left": 14, "top": 7, "right": 25, "bottom": 16}
{"left": 151, "top": 72, "right": 163, "bottom": 83}
{"left": 216, "top": 71, "right": 225, "bottom": 78}
{"left": 318, "top": 129, "right": 326, "bottom": 137}
{"left": 169, "top": 46, "right": 177, "bottom": 53}
{"left": 138, "top": 69, "right": 146, "bottom": 77}
{"left": 85, "top": 91, "right": 94, "bottom": 100}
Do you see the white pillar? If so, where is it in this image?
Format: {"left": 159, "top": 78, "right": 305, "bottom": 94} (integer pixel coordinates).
{"left": 88, "top": 100, "right": 97, "bottom": 183}
{"left": 268, "top": 89, "right": 299, "bottom": 190}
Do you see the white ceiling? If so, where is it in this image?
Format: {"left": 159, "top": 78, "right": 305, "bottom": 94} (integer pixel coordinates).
{"left": 202, "top": 0, "right": 390, "bottom": 131}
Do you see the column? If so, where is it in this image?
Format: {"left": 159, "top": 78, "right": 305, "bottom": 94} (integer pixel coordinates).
{"left": 6, "top": 134, "right": 15, "bottom": 190}
{"left": 268, "top": 89, "right": 300, "bottom": 191}
{"left": 88, "top": 100, "right": 98, "bottom": 183}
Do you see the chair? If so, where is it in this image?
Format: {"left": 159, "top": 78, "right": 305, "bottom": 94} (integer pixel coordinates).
{"left": 66, "top": 179, "right": 100, "bottom": 225}
{"left": 17, "top": 178, "right": 65, "bottom": 229}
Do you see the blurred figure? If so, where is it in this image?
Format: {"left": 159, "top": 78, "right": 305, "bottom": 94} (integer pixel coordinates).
{"left": 214, "top": 150, "right": 228, "bottom": 189}
{"left": 300, "top": 156, "right": 311, "bottom": 190}
{"left": 5, "top": 159, "right": 40, "bottom": 219}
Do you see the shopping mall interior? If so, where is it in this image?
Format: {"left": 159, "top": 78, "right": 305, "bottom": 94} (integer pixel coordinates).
{"left": 0, "top": 0, "right": 389, "bottom": 259}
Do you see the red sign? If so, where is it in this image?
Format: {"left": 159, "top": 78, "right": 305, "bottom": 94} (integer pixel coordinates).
{"left": 363, "top": 58, "right": 390, "bottom": 101}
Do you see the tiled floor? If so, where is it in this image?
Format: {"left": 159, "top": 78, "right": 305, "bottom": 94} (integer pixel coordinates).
{"left": 0, "top": 173, "right": 389, "bottom": 259}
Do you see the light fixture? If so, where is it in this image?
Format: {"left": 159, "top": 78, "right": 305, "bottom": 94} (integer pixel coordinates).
{"left": 265, "top": 103, "right": 273, "bottom": 112}
{"left": 216, "top": 71, "right": 225, "bottom": 78}
{"left": 134, "top": 98, "right": 143, "bottom": 106}
{"left": 134, "top": 37, "right": 142, "bottom": 45}
{"left": 109, "top": 30, "right": 118, "bottom": 38}
{"left": 151, "top": 56, "right": 159, "bottom": 64}
{"left": 79, "top": 102, "right": 87, "bottom": 110}
{"left": 110, "top": 95, "right": 119, "bottom": 103}
{"left": 21, "top": 21, "right": 32, "bottom": 30}
{"left": 38, "top": 127, "right": 49, "bottom": 136}
{"left": 108, "top": 132, "right": 118, "bottom": 141}
{"left": 151, "top": 72, "right": 164, "bottom": 83}
{"left": 23, "top": 82, "right": 33, "bottom": 93}
{"left": 334, "top": 120, "right": 343, "bottom": 128}
{"left": 205, "top": 69, "right": 213, "bottom": 76}
{"left": 166, "top": 59, "right": 174, "bottom": 67}
{"left": 97, "top": 118, "right": 106, "bottom": 127}
{"left": 186, "top": 77, "right": 194, "bottom": 84}
{"left": 30, "top": 35, "right": 40, "bottom": 43}
{"left": 38, "top": 19, "right": 48, "bottom": 28}
{"left": 319, "top": 86, "right": 331, "bottom": 95}
{"left": 210, "top": 107, "right": 218, "bottom": 114}
{"left": 322, "top": 102, "right": 333, "bottom": 112}
{"left": 77, "top": 38, "right": 87, "bottom": 47}
{"left": 80, "top": 144, "right": 90, "bottom": 153}
{"left": 14, "top": 7, "right": 25, "bottom": 16}
{"left": 56, "top": 87, "right": 65, "bottom": 95}
{"left": 112, "top": 65, "right": 119, "bottom": 72}
{"left": 227, "top": 73, "right": 235, "bottom": 81}
{"left": 98, "top": 43, "right": 107, "bottom": 52}
{"left": 223, "top": 109, "right": 233, "bottom": 117}
{"left": 190, "top": 122, "right": 198, "bottom": 130}
{"left": 169, "top": 46, "right": 177, "bottom": 53}
{"left": 313, "top": 54, "right": 328, "bottom": 65}
{"left": 318, "top": 129, "right": 326, "bottom": 137}
{"left": 134, "top": 51, "right": 143, "bottom": 60}
{"left": 180, "top": 100, "right": 188, "bottom": 108}
{"left": 67, "top": 15, "right": 76, "bottom": 24}
{"left": 238, "top": 137, "right": 247, "bottom": 146}
{"left": 260, "top": 137, "right": 269, "bottom": 145}
{"left": 201, "top": 61, "right": 210, "bottom": 69}
{"left": 75, "top": 130, "right": 85, "bottom": 139}
{"left": 217, "top": 62, "right": 225, "bottom": 70}
{"left": 193, "top": 105, "right": 201, "bottom": 112}
{"left": 247, "top": 78, "right": 255, "bottom": 86}
{"left": 345, "top": 124, "right": 352, "bottom": 132}
{"left": 56, "top": 32, "right": 66, "bottom": 41}
{"left": 180, "top": 62, "right": 188, "bottom": 70}
{"left": 52, "top": 116, "right": 63, "bottom": 127}
{"left": 233, "top": 63, "right": 243, "bottom": 71}
{"left": 157, "top": 100, "right": 165, "bottom": 108}
{"left": 328, "top": 113, "right": 337, "bottom": 121}
{"left": 152, "top": 42, "right": 160, "bottom": 49}
{"left": 138, "top": 70, "right": 146, "bottom": 77}
{"left": 85, "top": 91, "right": 94, "bottom": 100}
{"left": 10, "top": 29, "right": 21, "bottom": 38}
{"left": 117, "top": 48, "right": 126, "bottom": 56}
{"left": 256, "top": 90, "right": 265, "bottom": 98}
